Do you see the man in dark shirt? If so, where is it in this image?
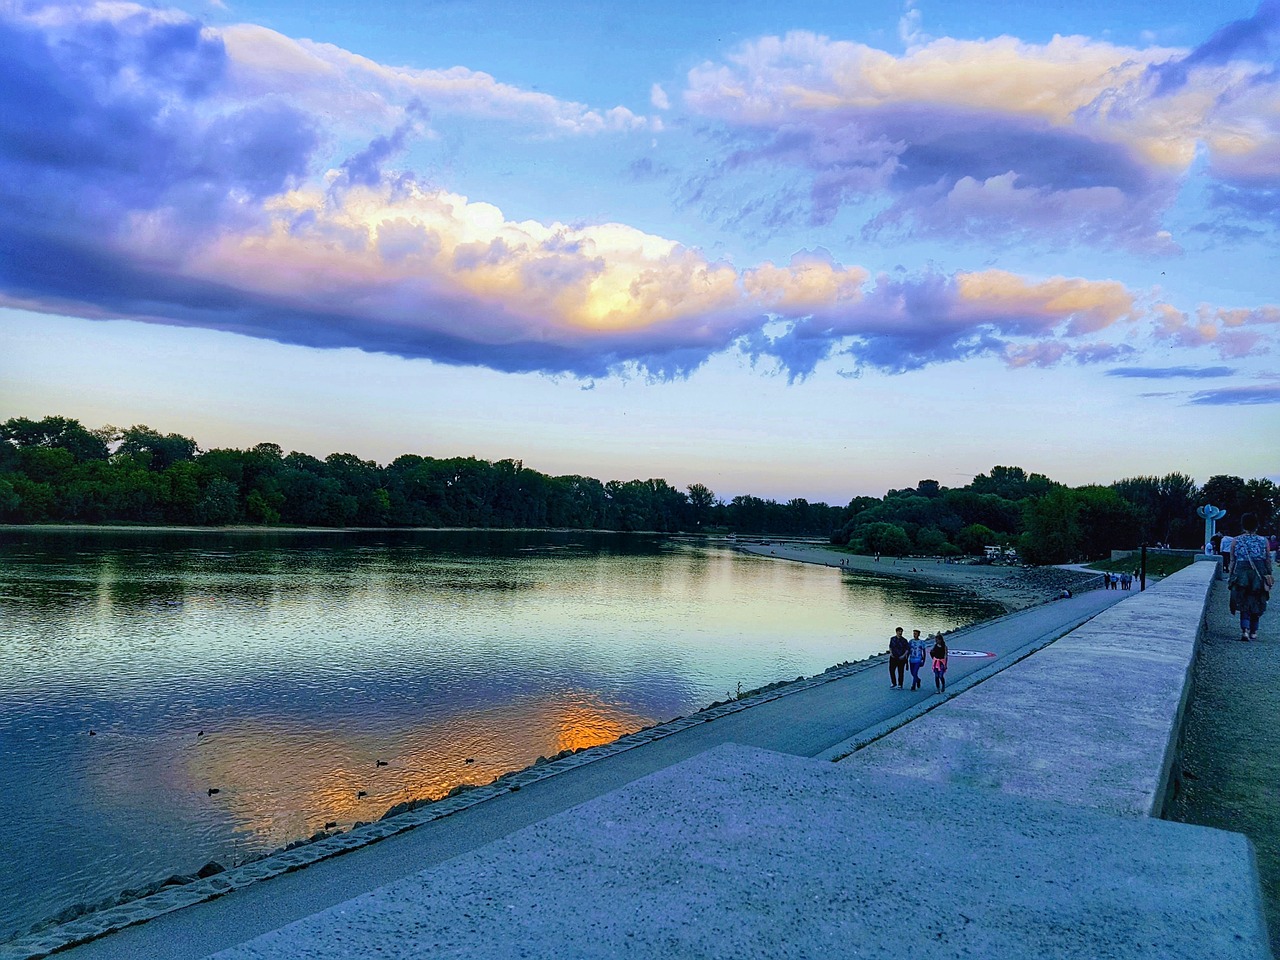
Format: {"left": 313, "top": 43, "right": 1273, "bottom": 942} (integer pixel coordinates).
{"left": 888, "top": 627, "right": 910, "bottom": 689}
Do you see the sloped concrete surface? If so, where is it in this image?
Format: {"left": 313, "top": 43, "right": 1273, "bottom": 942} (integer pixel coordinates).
{"left": 214, "top": 743, "right": 1266, "bottom": 960}
{"left": 840, "top": 562, "right": 1218, "bottom": 817}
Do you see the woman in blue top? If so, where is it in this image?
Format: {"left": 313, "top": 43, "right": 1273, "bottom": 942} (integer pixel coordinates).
{"left": 1229, "top": 513, "right": 1274, "bottom": 642}
{"left": 907, "top": 629, "right": 929, "bottom": 691}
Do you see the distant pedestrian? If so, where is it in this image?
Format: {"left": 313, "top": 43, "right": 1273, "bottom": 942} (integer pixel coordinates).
{"left": 888, "top": 627, "right": 910, "bottom": 689}
{"left": 1229, "top": 513, "right": 1274, "bottom": 642}
{"left": 907, "top": 629, "right": 928, "bottom": 691}
{"left": 931, "top": 632, "right": 948, "bottom": 693}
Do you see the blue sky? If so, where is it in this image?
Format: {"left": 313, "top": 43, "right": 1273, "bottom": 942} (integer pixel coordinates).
{"left": 2, "top": 0, "right": 1278, "bottom": 502}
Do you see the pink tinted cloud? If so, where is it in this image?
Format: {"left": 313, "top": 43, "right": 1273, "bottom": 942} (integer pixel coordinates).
{"left": 1154, "top": 304, "right": 1280, "bottom": 357}
{"left": 680, "top": 26, "right": 1280, "bottom": 247}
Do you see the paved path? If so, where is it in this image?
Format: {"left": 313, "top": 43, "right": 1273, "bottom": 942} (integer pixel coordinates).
{"left": 1169, "top": 575, "right": 1280, "bottom": 955}
{"left": 50, "top": 590, "right": 1127, "bottom": 959}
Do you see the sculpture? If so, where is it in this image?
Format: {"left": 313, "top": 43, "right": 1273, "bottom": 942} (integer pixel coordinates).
{"left": 1197, "top": 504, "right": 1226, "bottom": 552}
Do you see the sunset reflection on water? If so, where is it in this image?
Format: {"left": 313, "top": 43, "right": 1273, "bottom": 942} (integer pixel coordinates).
{"left": 169, "top": 691, "right": 651, "bottom": 847}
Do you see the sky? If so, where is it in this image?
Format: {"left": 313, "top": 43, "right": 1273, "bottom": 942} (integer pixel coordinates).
{"left": 1, "top": 0, "right": 1278, "bottom": 503}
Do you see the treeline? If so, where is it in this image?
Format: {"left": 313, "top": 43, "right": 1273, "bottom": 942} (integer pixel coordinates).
{"left": 0, "top": 416, "right": 841, "bottom": 535}
{"left": 1, "top": 416, "right": 1276, "bottom": 564}
{"left": 834, "top": 468, "right": 1278, "bottom": 564}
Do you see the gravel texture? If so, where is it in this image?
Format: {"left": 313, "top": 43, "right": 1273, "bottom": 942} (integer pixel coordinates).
{"left": 1168, "top": 574, "right": 1280, "bottom": 954}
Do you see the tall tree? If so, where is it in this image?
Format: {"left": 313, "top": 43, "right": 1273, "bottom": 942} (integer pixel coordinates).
{"left": 1, "top": 415, "right": 108, "bottom": 462}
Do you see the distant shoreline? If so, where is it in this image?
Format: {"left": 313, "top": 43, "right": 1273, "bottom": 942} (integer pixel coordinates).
{"left": 0, "top": 523, "right": 653, "bottom": 535}
{"left": 733, "top": 541, "right": 1100, "bottom": 613}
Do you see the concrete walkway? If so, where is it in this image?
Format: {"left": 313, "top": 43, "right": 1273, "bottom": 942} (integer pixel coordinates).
{"left": 207, "top": 563, "right": 1265, "bottom": 959}
{"left": 16, "top": 566, "right": 1271, "bottom": 958}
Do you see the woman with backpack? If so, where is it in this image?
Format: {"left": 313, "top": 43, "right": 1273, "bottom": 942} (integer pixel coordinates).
{"left": 931, "top": 631, "right": 949, "bottom": 693}
{"left": 1229, "top": 513, "right": 1274, "bottom": 642}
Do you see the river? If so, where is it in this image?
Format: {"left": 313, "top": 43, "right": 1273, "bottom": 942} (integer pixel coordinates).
{"left": 0, "top": 527, "right": 1001, "bottom": 941}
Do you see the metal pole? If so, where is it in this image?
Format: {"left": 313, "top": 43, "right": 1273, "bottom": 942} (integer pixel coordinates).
{"left": 1140, "top": 544, "right": 1147, "bottom": 591}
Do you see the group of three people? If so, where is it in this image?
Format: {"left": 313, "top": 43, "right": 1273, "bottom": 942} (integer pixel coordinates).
{"left": 888, "top": 627, "right": 949, "bottom": 693}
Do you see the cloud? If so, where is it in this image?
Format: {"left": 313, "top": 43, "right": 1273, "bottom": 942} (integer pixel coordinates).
{"left": 0, "top": 1, "right": 1272, "bottom": 383}
{"left": 679, "top": 24, "right": 1280, "bottom": 248}
{"left": 650, "top": 83, "right": 671, "bottom": 110}
{"left": 898, "top": 0, "right": 928, "bottom": 48}
{"left": 1147, "top": 1, "right": 1280, "bottom": 94}
{"left": 740, "top": 266, "right": 1142, "bottom": 379}
{"left": 1153, "top": 303, "right": 1280, "bottom": 357}
{"left": 1106, "top": 365, "right": 1237, "bottom": 379}
{"left": 1189, "top": 383, "right": 1280, "bottom": 405}
{"left": 219, "top": 22, "right": 654, "bottom": 135}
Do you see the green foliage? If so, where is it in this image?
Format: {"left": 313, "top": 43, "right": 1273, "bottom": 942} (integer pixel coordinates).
{"left": 1112, "top": 473, "right": 1198, "bottom": 547}
{"left": 5, "top": 415, "right": 1270, "bottom": 557}
{"left": 864, "top": 522, "right": 911, "bottom": 557}
{"left": 117, "top": 425, "right": 198, "bottom": 470}
{"left": 969, "top": 465, "right": 1057, "bottom": 502}
{"left": 955, "top": 523, "right": 998, "bottom": 556}
{"left": 1199, "top": 475, "right": 1280, "bottom": 534}
{"left": 913, "top": 526, "right": 950, "bottom": 555}
{"left": 1019, "top": 488, "right": 1082, "bottom": 565}
{"left": 0, "top": 415, "right": 108, "bottom": 462}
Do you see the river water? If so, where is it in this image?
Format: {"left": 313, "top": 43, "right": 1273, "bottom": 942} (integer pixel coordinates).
{"left": 0, "top": 528, "right": 1001, "bottom": 941}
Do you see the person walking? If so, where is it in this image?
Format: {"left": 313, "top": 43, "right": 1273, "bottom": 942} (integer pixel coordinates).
{"left": 888, "top": 627, "right": 910, "bottom": 689}
{"left": 931, "top": 631, "right": 949, "bottom": 693}
{"left": 907, "top": 629, "right": 928, "bottom": 691}
{"left": 1229, "top": 513, "right": 1274, "bottom": 642}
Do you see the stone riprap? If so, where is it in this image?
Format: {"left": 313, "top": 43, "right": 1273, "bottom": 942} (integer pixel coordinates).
{"left": 836, "top": 560, "right": 1218, "bottom": 817}
{"left": 212, "top": 743, "right": 1265, "bottom": 960}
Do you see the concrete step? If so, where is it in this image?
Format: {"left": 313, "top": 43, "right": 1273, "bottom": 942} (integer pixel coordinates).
{"left": 212, "top": 742, "right": 1268, "bottom": 960}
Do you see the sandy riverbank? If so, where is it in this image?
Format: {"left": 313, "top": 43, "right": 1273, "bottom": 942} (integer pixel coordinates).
{"left": 732, "top": 541, "right": 1103, "bottom": 612}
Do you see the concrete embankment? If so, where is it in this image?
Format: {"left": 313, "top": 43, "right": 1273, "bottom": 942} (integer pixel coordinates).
{"left": 204, "top": 560, "right": 1266, "bottom": 960}
{"left": 9, "top": 563, "right": 1266, "bottom": 959}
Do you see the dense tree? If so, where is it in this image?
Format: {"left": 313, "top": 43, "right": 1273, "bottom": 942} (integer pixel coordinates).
{"left": 1242, "top": 478, "right": 1280, "bottom": 532}
{"left": 116, "top": 425, "right": 198, "bottom": 471}
{"left": 970, "top": 465, "right": 1057, "bottom": 502}
{"left": 1200, "top": 475, "right": 1248, "bottom": 525}
{"left": 1020, "top": 488, "right": 1083, "bottom": 565}
{"left": 956, "top": 523, "right": 998, "bottom": 556}
{"left": 0, "top": 416, "right": 108, "bottom": 462}
{"left": 1113, "top": 473, "right": 1199, "bottom": 547}
{"left": 686, "top": 483, "right": 717, "bottom": 528}
{"left": 862, "top": 522, "right": 912, "bottom": 557}
{"left": 5, "top": 415, "right": 1268, "bottom": 556}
